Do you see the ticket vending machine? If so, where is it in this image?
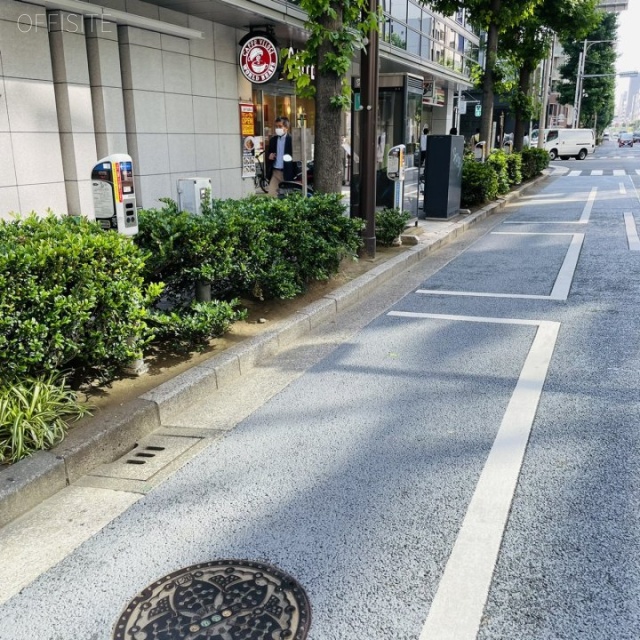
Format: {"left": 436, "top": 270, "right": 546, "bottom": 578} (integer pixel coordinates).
{"left": 91, "top": 154, "right": 138, "bottom": 236}
{"left": 386, "top": 144, "right": 406, "bottom": 212}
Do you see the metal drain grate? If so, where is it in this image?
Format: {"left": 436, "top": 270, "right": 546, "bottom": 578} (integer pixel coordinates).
{"left": 90, "top": 434, "right": 202, "bottom": 482}
{"left": 113, "top": 560, "right": 312, "bottom": 640}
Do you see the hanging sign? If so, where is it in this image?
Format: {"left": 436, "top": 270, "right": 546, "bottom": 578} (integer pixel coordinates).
{"left": 239, "top": 102, "right": 256, "bottom": 178}
{"left": 239, "top": 33, "right": 279, "bottom": 84}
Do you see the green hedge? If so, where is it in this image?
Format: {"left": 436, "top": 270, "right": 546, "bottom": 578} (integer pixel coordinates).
{"left": 487, "top": 150, "right": 510, "bottom": 195}
{"left": 375, "top": 208, "right": 411, "bottom": 246}
{"left": 0, "top": 215, "right": 157, "bottom": 383}
{"left": 461, "top": 158, "right": 499, "bottom": 207}
{"left": 520, "top": 147, "right": 549, "bottom": 180}
{"left": 136, "top": 193, "right": 363, "bottom": 302}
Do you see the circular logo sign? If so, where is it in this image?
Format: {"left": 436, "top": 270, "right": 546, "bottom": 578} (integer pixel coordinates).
{"left": 239, "top": 35, "right": 279, "bottom": 84}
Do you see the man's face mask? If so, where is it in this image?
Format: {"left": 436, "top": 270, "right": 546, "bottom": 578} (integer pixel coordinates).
{"left": 275, "top": 127, "right": 285, "bottom": 136}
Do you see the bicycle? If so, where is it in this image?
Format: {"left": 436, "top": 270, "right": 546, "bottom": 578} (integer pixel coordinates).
{"left": 254, "top": 152, "right": 269, "bottom": 193}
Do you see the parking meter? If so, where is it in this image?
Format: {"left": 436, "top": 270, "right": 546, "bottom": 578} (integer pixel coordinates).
{"left": 386, "top": 144, "right": 406, "bottom": 212}
{"left": 91, "top": 154, "right": 138, "bottom": 236}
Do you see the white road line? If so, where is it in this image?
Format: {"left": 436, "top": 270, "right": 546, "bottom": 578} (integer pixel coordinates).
{"left": 579, "top": 187, "right": 597, "bottom": 223}
{"left": 503, "top": 187, "right": 596, "bottom": 225}
{"left": 591, "top": 170, "right": 603, "bottom": 176}
{"left": 620, "top": 183, "right": 627, "bottom": 195}
{"left": 613, "top": 169, "right": 625, "bottom": 176}
{"left": 636, "top": 169, "right": 640, "bottom": 176}
{"left": 387, "top": 312, "right": 560, "bottom": 640}
{"left": 624, "top": 211, "right": 640, "bottom": 251}
{"left": 417, "top": 233, "right": 584, "bottom": 301}
{"left": 568, "top": 170, "right": 581, "bottom": 177}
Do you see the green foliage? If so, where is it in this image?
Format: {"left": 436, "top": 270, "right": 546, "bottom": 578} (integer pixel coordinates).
{"left": 375, "top": 208, "right": 411, "bottom": 246}
{"left": 0, "top": 214, "right": 158, "bottom": 384}
{"left": 136, "top": 202, "right": 234, "bottom": 305}
{"left": 0, "top": 374, "right": 91, "bottom": 464}
{"left": 461, "top": 158, "right": 499, "bottom": 208}
{"left": 148, "top": 300, "right": 247, "bottom": 353}
{"left": 505, "top": 153, "right": 523, "bottom": 185}
{"left": 136, "top": 194, "right": 363, "bottom": 302}
{"left": 486, "top": 149, "right": 510, "bottom": 195}
{"left": 520, "top": 147, "right": 549, "bottom": 180}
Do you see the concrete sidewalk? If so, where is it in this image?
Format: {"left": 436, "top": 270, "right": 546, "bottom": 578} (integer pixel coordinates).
{"left": 0, "top": 174, "right": 548, "bottom": 528}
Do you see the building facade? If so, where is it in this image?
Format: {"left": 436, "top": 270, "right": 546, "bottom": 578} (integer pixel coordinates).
{"left": 0, "top": 0, "right": 478, "bottom": 219}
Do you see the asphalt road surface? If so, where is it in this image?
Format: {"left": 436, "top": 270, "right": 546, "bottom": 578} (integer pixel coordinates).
{"left": 1, "top": 142, "right": 639, "bottom": 639}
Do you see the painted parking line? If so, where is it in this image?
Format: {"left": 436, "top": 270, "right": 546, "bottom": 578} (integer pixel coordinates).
{"left": 568, "top": 170, "right": 581, "bottom": 177}
{"left": 624, "top": 212, "right": 640, "bottom": 251}
{"left": 613, "top": 169, "right": 625, "bottom": 176}
{"left": 417, "top": 232, "right": 584, "bottom": 301}
{"left": 387, "top": 312, "right": 560, "bottom": 640}
{"left": 504, "top": 187, "right": 596, "bottom": 225}
{"left": 620, "top": 183, "right": 627, "bottom": 195}
{"left": 591, "top": 169, "right": 603, "bottom": 176}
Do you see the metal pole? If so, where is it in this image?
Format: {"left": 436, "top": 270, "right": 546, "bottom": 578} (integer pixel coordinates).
{"left": 538, "top": 51, "right": 552, "bottom": 149}
{"left": 576, "top": 39, "right": 588, "bottom": 128}
{"left": 359, "top": 0, "right": 379, "bottom": 258}
{"left": 301, "top": 115, "right": 308, "bottom": 197}
{"left": 573, "top": 51, "right": 583, "bottom": 127}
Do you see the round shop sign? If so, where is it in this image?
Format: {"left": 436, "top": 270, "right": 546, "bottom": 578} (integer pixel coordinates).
{"left": 239, "top": 35, "right": 279, "bottom": 84}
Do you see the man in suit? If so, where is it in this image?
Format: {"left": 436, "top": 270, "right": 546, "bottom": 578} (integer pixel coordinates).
{"left": 266, "top": 116, "right": 295, "bottom": 197}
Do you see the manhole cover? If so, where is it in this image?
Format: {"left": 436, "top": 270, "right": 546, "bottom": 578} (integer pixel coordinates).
{"left": 113, "top": 559, "right": 311, "bottom": 640}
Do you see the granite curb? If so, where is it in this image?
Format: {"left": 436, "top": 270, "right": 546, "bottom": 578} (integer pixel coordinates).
{"left": 0, "top": 172, "right": 549, "bottom": 527}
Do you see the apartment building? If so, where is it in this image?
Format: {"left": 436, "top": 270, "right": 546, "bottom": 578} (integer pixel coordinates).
{"left": 0, "top": 0, "right": 479, "bottom": 218}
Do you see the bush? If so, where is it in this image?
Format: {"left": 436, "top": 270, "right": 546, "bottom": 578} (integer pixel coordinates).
{"left": 0, "top": 214, "right": 159, "bottom": 383}
{"left": 520, "top": 147, "right": 549, "bottom": 180}
{"left": 148, "top": 300, "right": 247, "bottom": 352}
{"left": 487, "top": 150, "right": 510, "bottom": 195}
{"left": 505, "top": 152, "right": 523, "bottom": 186}
{"left": 136, "top": 194, "right": 363, "bottom": 302}
{"left": 0, "top": 374, "right": 91, "bottom": 464}
{"left": 375, "top": 208, "right": 411, "bottom": 246}
{"left": 461, "top": 158, "right": 499, "bottom": 207}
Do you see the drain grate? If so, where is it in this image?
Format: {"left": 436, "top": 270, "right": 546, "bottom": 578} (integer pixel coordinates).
{"left": 90, "top": 434, "right": 202, "bottom": 482}
{"left": 113, "top": 559, "right": 312, "bottom": 640}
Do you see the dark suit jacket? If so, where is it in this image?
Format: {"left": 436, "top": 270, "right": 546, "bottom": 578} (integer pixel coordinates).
{"left": 266, "top": 133, "right": 295, "bottom": 181}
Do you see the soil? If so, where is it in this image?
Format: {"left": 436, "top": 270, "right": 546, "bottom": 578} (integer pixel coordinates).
{"left": 84, "top": 245, "right": 410, "bottom": 411}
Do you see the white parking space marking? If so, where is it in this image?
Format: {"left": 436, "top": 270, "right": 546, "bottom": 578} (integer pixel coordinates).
{"left": 389, "top": 312, "right": 560, "bottom": 640}
{"left": 624, "top": 212, "right": 640, "bottom": 251}
{"left": 504, "top": 187, "right": 596, "bottom": 225}
{"left": 613, "top": 169, "right": 625, "bottom": 176}
{"left": 418, "top": 233, "right": 583, "bottom": 301}
{"left": 620, "top": 183, "right": 627, "bottom": 195}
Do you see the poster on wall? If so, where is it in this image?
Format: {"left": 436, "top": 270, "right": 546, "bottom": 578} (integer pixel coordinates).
{"left": 240, "top": 102, "right": 256, "bottom": 178}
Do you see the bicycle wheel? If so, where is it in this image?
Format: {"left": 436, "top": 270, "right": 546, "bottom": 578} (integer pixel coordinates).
{"left": 259, "top": 175, "right": 269, "bottom": 192}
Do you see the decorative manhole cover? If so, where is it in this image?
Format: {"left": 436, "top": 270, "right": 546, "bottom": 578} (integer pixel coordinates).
{"left": 113, "top": 559, "right": 311, "bottom": 640}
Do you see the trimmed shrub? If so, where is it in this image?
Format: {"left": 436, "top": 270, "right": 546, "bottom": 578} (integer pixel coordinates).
{"left": 520, "top": 147, "right": 549, "bottom": 180}
{"left": 487, "top": 150, "right": 510, "bottom": 195}
{"left": 461, "top": 158, "right": 499, "bottom": 208}
{"left": 376, "top": 207, "right": 411, "bottom": 246}
{"left": 0, "top": 214, "right": 158, "bottom": 383}
{"left": 505, "top": 152, "right": 523, "bottom": 186}
{"left": 0, "top": 374, "right": 91, "bottom": 464}
{"left": 148, "top": 300, "right": 247, "bottom": 353}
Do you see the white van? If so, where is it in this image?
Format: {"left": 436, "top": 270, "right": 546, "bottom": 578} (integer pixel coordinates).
{"left": 531, "top": 128, "right": 595, "bottom": 160}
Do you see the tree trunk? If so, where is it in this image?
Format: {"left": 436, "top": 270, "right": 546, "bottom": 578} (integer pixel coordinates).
{"left": 313, "top": 7, "right": 344, "bottom": 194}
{"left": 513, "top": 66, "right": 532, "bottom": 152}
{"left": 480, "top": 0, "right": 501, "bottom": 152}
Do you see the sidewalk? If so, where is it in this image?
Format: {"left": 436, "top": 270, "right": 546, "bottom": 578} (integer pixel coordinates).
{"left": 0, "top": 173, "right": 549, "bottom": 528}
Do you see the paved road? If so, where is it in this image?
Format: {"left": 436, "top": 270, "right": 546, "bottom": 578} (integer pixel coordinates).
{"left": 1, "top": 146, "right": 640, "bottom": 639}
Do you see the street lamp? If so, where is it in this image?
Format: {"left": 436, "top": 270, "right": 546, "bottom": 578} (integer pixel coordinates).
{"left": 573, "top": 39, "right": 615, "bottom": 128}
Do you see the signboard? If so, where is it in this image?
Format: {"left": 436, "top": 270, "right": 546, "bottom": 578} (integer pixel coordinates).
{"left": 423, "top": 81, "right": 445, "bottom": 107}
{"left": 239, "top": 33, "right": 279, "bottom": 84}
{"left": 240, "top": 102, "right": 256, "bottom": 178}
{"left": 475, "top": 104, "right": 482, "bottom": 117}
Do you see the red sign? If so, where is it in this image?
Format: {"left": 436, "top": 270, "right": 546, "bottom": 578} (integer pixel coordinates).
{"left": 239, "top": 35, "right": 278, "bottom": 84}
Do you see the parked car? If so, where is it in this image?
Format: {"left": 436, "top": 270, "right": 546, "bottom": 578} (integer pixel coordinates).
{"left": 619, "top": 132, "right": 634, "bottom": 148}
{"left": 633, "top": 132, "right": 640, "bottom": 144}
{"left": 603, "top": 132, "right": 610, "bottom": 141}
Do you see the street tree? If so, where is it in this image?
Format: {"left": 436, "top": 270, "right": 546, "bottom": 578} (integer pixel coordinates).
{"left": 558, "top": 11, "right": 617, "bottom": 135}
{"left": 427, "top": 0, "right": 542, "bottom": 148}
{"left": 283, "top": 0, "right": 377, "bottom": 194}
{"left": 499, "top": 0, "right": 599, "bottom": 151}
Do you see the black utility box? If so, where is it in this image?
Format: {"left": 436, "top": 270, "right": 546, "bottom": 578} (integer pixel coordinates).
{"left": 423, "top": 135, "right": 464, "bottom": 218}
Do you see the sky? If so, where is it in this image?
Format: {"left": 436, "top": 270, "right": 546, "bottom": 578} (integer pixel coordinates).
{"left": 615, "top": 0, "right": 640, "bottom": 104}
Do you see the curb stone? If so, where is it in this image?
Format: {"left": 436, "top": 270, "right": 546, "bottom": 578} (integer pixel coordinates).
{"left": 0, "top": 172, "right": 549, "bottom": 527}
